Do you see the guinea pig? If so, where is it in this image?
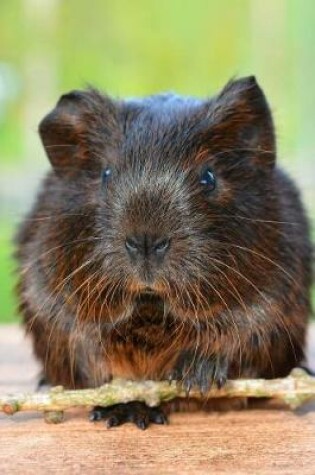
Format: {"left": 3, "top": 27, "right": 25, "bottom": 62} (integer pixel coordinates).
{"left": 16, "top": 76, "right": 312, "bottom": 428}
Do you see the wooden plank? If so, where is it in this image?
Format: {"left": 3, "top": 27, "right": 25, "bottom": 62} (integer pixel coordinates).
{"left": 0, "top": 324, "right": 315, "bottom": 475}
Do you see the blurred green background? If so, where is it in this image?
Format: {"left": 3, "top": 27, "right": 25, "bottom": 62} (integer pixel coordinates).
{"left": 0, "top": 0, "right": 314, "bottom": 322}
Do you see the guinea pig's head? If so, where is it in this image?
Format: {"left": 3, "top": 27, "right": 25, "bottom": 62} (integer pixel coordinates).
{"left": 39, "top": 76, "right": 276, "bottom": 325}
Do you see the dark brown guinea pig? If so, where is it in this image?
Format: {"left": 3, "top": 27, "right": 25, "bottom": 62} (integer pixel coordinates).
{"left": 16, "top": 76, "right": 312, "bottom": 428}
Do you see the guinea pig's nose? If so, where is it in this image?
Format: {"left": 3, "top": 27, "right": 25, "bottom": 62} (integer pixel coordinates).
{"left": 125, "top": 234, "right": 170, "bottom": 259}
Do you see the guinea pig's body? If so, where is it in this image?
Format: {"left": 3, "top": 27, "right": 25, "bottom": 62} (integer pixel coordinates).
{"left": 16, "top": 77, "right": 312, "bottom": 428}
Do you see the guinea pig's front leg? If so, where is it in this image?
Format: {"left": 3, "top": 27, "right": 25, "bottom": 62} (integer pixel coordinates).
{"left": 169, "top": 350, "right": 229, "bottom": 394}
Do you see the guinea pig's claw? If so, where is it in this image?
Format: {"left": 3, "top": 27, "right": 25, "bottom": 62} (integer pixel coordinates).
{"left": 89, "top": 402, "right": 168, "bottom": 429}
{"left": 171, "top": 352, "right": 228, "bottom": 395}
{"left": 216, "top": 374, "right": 227, "bottom": 390}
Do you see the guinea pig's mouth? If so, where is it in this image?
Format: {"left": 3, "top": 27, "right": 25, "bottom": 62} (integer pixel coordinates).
{"left": 130, "top": 288, "right": 167, "bottom": 317}
{"left": 128, "top": 280, "right": 202, "bottom": 319}
{"left": 128, "top": 281, "right": 160, "bottom": 297}
{"left": 127, "top": 282, "right": 213, "bottom": 324}
{"left": 140, "top": 286, "right": 156, "bottom": 295}
{"left": 135, "top": 287, "right": 160, "bottom": 302}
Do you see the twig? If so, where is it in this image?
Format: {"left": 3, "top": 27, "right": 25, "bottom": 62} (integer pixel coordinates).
{"left": 1, "top": 368, "right": 314, "bottom": 423}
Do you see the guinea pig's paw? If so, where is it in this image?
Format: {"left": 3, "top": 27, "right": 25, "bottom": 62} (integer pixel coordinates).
{"left": 169, "top": 352, "right": 228, "bottom": 395}
{"left": 89, "top": 402, "right": 168, "bottom": 430}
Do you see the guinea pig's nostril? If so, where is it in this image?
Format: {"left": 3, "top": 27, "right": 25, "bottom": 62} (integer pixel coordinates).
{"left": 154, "top": 238, "right": 170, "bottom": 254}
{"left": 125, "top": 236, "right": 140, "bottom": 253}
{"left": 125, "top": 235, "right": 170, "bottom": 259}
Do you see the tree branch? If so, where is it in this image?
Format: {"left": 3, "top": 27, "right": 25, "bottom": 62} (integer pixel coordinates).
{"left": 1, "top": 368, "right": 314, "bottom": 423}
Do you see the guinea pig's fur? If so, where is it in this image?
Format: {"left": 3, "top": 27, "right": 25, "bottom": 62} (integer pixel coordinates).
{"left": 16, "top": 76, "right": 312, "bottom": 420}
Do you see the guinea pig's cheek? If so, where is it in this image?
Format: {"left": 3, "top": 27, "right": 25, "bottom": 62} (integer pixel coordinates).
{"left": 210, "top": 179, "right": 233, "bottom": 207}
{"left": 222, "top": 183, "right": 234, "bottom": 204}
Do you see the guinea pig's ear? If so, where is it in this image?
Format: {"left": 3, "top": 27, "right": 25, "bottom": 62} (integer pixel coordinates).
{"left": 39, "top": 89, "right": 118, "bottom": 174}
{"left": 207, "top": 76, "right": 276, "bottom": 167}
{"left": 39, "top": 91, "right": 90, "bottom": 173}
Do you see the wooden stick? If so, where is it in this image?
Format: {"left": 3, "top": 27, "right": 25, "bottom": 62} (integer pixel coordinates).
{"left": 1, "top": 368, "right": 314, "bottom": 423}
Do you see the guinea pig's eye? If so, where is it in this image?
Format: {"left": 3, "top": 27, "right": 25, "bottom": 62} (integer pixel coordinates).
{"left": 199, "top": 167, "right": 216, "bottom": 192}
{"left": 101, "top": 167, "right": 112, "bottom": 186}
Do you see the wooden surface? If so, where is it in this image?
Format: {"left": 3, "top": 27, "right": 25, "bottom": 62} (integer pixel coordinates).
{"left": 1, "top": 325, "right": 315, "bottom": 475}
